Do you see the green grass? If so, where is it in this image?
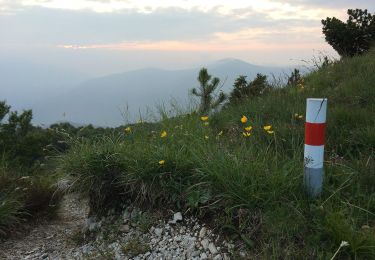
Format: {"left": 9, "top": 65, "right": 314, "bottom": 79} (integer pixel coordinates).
{"left": 0, "top": 162, "right": 63, "bottom": 237}
{"left": 59, "top": 49, "right": 375, "bottom": 259}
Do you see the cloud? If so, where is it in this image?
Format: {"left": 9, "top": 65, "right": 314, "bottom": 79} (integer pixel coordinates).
{"left": 276, "top": 0, "right": 374, "bottom": 10}
{"left": 2, "top": 6, "right": 315, "bottom": 45}
{"left": 0, "top": 1, "right": 343, "bottom": 72}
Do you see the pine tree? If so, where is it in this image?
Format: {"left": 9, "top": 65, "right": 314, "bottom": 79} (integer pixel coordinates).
{"left": 191, "top": 68, "right": 226, "bottom": 114}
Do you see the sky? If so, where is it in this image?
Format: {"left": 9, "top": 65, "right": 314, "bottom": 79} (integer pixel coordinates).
{"left": 0, "top": 0, "right": 374, "bottom": 76}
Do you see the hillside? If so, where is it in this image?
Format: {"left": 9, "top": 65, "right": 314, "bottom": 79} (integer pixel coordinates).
{"left": 55, "top": 49, "right": 375, "bottom": 259}
{"left": 0, "top": 61, "right": 88, "bottom": 111}
{"left": 31, "top": 60, "right": 288, "bottom": 126}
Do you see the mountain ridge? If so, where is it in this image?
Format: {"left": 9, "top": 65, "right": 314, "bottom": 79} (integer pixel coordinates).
{"left": 24, "top": 59, "right": 293, "bottom": 126}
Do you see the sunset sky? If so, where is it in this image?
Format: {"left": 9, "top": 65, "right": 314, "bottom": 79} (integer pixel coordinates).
{"left": 0, "top": 0, "right": 373, "bottom": 75}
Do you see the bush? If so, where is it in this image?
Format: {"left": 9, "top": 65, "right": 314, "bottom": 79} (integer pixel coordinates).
{"left": 229, "top": 73, "right": 270, "bottom": 103}
{"left": 322, "top": 9, "right": 375, "bottom": 57}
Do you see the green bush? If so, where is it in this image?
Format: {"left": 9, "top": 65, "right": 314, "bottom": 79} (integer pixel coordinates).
{"left": 322, "top": 9, "right": 375, "bottom": 57}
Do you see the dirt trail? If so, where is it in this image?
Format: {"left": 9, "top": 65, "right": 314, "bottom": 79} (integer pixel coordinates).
{"left": 0, "top": 194, "right": 88, "bottom": 260}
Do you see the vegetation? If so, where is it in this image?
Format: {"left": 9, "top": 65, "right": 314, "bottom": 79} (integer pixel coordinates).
{"left": 229, "top": 73, "right": 270, "bottom": 103}
{"left": 0, "top": 98, "right": 127, "bottom": 237}
{"left": 322, "top": 9, "right": 375, "bottom": 57}
{"left": 287, "top": 68, "right": 303, "bottom": 86}
{"left": 0, "top": 104, "right": 88, "bottom": 237}
{"left": 191, "top": 68, "right": 226, "bottom": 115}
{"left": 58, "top": 48, "right": 375, "bottom": 258}
{"left": 1, "top": 9, "right": 374, "bottom": 257}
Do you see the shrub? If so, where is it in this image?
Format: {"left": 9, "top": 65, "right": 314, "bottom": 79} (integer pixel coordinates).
{"left": 191, "top": 68, "right": 226, "bottom": 114}
{"left": 229, "top": 73, "right": 270, "bottom": 103}
{"left": 322, "top": 9, "right": 375, "bottom": 57}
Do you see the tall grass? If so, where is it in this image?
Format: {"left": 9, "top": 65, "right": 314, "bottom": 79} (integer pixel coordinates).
{"left": 0, "top": 161, "right": 62, "bottom": 238}
{"left": 59, "top": 49, "right": 375, "bottom": 258}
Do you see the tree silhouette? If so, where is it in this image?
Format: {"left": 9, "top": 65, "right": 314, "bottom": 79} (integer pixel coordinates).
{"left": 191, "top": 68, "right": 226, "bottom": 114}
{"left": 287, "top": 69, "right": 302, "bottom": 86}
{"left": 229, "top": 74, "right": 270, "bottom": 103}
{"left": 322, "top": 9, "right": 375, "bottom": 57}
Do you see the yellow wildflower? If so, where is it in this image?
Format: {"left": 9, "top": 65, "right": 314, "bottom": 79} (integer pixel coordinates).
{"left": 200, "top": 116, "right": 209, "bottom": 121}
{"left": 243, "top": 132, "right": 251, "bottom": 137}
{"left": 204, "top": 122, "right": 209, "bottom": 126}
{"left": 267, "top": 130, "right": 274, "bottom": 134}
{"left": 263, "top": 125, "right": 272, "bottom": 131}
{"left": 158, "top": 160, "right": 165, "bottom": 165}
{"left": 244, "top": 126, "right": 252, "bottom": 132}
{"left": 298, "top": 115, "right": 303, "bottom": 119}
{"left": 218, "top": 131, "right": 223, "bottom": 136}
{"left": 204, "top": 135, "right": 209, "bottom": 140}
{"left": 240, "top": 115, "right": 248, "bottom": 123}
{"left": 124, "top": 127, "right": 131, "bottom": 133}
{"left": 294, "top": 113, "right": 299, "bottom": 117}
{"left": 160, "top": 131, "right": 167, "bottom": 138}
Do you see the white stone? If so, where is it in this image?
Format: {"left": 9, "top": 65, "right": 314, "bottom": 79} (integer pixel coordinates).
{"left": 208, "top": 243, "right": 218, "bottom": 255}
{"left": 201, "top": 239, "right": 209, "bottom": 249}
{"left": 214, "top": 254, "right": 223, "bottom": 260}
{"left": 154, "top": 228, "right": 163, "bottom": 237}
{"left": 199, "top": 227, "right": 207, "bottom": 238}
{"left": 169, "top": 212, "right": 183, "bottom": 224}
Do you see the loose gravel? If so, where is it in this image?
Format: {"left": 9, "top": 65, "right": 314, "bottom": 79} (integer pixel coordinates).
{"left": 0, "top": 195, "right": 237, "bottom": 259}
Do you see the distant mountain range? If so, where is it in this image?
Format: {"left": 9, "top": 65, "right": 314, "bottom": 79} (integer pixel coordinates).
{"left": 1, "top": 59, "right": 295, "bottom": 127}
{"left": 0, "top": 61, "right": 88, "bottom": 111}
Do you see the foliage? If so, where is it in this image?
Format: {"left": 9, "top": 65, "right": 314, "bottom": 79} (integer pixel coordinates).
{"left": 191, "top": 68, "right": 226, "bottom": 114}
{"left": 229, "top": 73, "right": 270, "bottom": 103}
{"left": 60, "top": 48, "right": 375, "bottom": 258}
{"left": 0, "top": 162, "right": 63, "bottom": 237}
{"left": 322, "top": 9, "right": 375, "bottom": 57}
{"left": 287, "top": 68, "right": 302, "bottom": 86}
{"left": 0, "top": 102, "right": 69, "bottom": 237}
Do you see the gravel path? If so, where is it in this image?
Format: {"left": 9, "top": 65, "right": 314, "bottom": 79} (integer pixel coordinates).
{"left": 0, "top": 194, "right": 89, "bottom": 260}
{"left": 0, "top": 195, "right": 236, "bottom": 259}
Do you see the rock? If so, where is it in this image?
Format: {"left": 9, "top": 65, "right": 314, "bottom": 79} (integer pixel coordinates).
{"left": 208, "top": 243, "right": 218, "bottom": 255}
{"left": 200, "top": 252, "right": 208, "bottom": 259}
{"left": 169, "top": 212, "right": 183, "bottom": 224}
{"left": 201, "top": 239, "right": 209, "bottom": 250}
{"left": 214, "top": 254, "right": 223, "bottom": 260}
{"left": 199, "top": 227, "right": 207, "bottom": 238}
{"left": 120, "top": 224, "right": 130, "bottom": 232}
{"left": 191, "top": 250, "right": 200, "bottom": 257}
{"left": 154, "top": 228, "right": 163, "bottom": 237}
{"left": 41, "top": 253, "right": 49, "bottom": 259}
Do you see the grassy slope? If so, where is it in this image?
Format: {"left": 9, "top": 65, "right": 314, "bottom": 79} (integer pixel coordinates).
{"left": 0, "top": 163, "right": 62, "bottom": 237}
{"left": 60, "top": 50, "right": 375, "bottom": 259}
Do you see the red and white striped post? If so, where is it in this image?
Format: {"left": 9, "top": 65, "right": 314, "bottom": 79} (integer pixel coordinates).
{"left": 304, "top": 98, "right": 327, "bottom": 197}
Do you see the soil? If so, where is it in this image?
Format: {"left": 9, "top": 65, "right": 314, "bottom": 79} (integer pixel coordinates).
{"left": 0, "top": 194, "right": 88, "bottom": 260}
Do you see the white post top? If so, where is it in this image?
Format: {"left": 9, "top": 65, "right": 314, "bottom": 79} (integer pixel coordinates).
{"left": 306, "top": 98, "right": 327, "bottom": 123}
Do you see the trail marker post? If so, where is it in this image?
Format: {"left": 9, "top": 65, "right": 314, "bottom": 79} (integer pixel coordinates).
{"left": 304, "top": 98, "right": 327, "bottom": 197}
